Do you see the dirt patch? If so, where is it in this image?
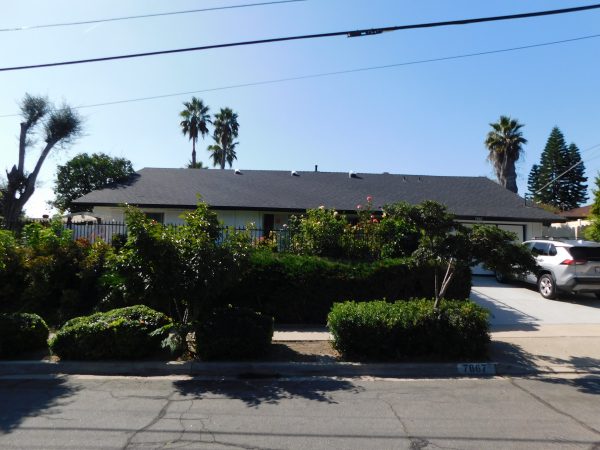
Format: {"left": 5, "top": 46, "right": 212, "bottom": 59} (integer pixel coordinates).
{"left": 266, "top": 340, "right": 340, "bottom": 362}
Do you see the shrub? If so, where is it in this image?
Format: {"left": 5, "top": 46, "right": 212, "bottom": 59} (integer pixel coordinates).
{"left": 327, "top": 299, "right": 490, "bottom": 361}
{"left": 0, "top": 230, "right": 26, "bottom": 313}
{"left": 194, "top": 306, "right": 274, "bottom": 360}
{"left": 217, "top": 252, "right": 471, "bottom": 323}
{"left": 49, "top": 305, "right": 172, "bottom": 360}
{"left": 0, "top": 313, "right": 49, "bottom": 358}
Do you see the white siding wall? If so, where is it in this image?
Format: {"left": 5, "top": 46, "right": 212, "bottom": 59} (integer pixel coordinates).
{"left": 92, "top": 206, "right": 292, "bottom": 230}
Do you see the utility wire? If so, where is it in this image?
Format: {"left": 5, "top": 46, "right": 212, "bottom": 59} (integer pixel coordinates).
{"left": 1, "top": 31, "right": 599, "bottom": 119}
{"left": 0, "top": 0, "right": 307, "bottom": 32}
{"left": 533, "top": 143, "right": 600, "bottom": 196}
{"left": 1, "top": 3, "right": 599, "bottom": 72}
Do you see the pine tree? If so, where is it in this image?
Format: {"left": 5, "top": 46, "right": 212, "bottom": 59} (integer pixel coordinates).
{"left": 560, "top": 143, "right": 587, "bottom": 209}
{"left": 527, "top": 164, "right": 541, "bottom": 199}
{"left": 527, "top": 127, "right": 587, "bottom": 210}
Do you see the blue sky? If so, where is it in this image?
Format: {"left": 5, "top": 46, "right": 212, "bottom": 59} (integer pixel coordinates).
{"left": 1, "top": 0, "right": 599, "bottom": 216}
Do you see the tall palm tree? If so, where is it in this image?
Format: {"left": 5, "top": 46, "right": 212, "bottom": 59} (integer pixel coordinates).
{"left": 179, "top": 97, "right": 211, "bottom": 167}
{"left": 485, "top": 115, "right": 527, "bottom": 193}
{"left": 208, "top": 108, "right": 239, "bottom": 169}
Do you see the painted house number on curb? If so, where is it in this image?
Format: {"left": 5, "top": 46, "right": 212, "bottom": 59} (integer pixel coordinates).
{"left": 457, "top": 363, "right": 496, "bottom": 376}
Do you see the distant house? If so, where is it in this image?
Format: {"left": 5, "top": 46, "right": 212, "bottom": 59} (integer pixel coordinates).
{"left": 549, "top": 205, "right": 592, "bottom": 239}
{"left": 73, "top": 168, "right": 563, "bottom": 241}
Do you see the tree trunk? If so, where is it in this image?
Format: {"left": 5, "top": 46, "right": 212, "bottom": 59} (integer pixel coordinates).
{"left": 191, "top": 138, "right": 197, "bottom": 167}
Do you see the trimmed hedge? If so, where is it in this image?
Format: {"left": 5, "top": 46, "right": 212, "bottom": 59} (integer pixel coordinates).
{"left": 216, "top": 252, "right": 471, "bottom": 323}
{"left": 49, "top": 305, "right": 172, "bottom": 360}
{"left": 327, "top": 299, "right": 490, "bottom": 361}
{"left": 194, "top": 306, "right": 274, "bottom": 360}
{"left": 0, "top": 313, "right": 49, "bottom": 358}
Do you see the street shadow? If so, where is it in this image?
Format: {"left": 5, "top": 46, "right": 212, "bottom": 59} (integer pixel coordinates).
{"left": 0, "top": 376, "right": 78, "bottom": 433}
{"left": 173, "top": 377, "right": 364, "bottom": 408}
{"left": 491, "top": 340, "right": 600, "bottom": 395}
{"left": 540, "top": 373, "right": 600, "bottom": 396}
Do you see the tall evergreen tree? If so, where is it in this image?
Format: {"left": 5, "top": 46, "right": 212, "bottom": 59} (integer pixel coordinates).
{"left": 561, "top": 143, "right": 588, "bottom": 208}
{"left": 527, "top": 164, "right": 541, "bottom": 198}
{"left": 528, "top": 127, "right": 587, "bottom": 210}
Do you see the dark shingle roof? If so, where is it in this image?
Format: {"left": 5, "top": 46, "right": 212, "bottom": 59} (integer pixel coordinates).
{"left": 561, "top": 205, "right": 591, "bottom": 219}
{"left": 73, "top": 168, "right": 562, "bottom": 222}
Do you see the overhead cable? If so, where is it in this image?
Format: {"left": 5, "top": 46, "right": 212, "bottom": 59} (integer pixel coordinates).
{"left": 0, "top": 0, "right": 307, "bottom": 32}
{"left": 1, "top": 3, "right": 599, "bottom": 72}
{"left": 1, "top": 32, "right": 599, "bottom": 118}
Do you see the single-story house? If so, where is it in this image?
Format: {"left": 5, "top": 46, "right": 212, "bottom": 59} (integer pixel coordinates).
{"left": 73, "top": 167, "right": 563, "bottom": 242}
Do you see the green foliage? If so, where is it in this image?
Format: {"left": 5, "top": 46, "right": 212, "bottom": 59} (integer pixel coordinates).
{"left": 585, "top": 174, "right": 600, "bottom": 241}
{"left": 49, "top": 305, "right": 172, "bottom": 360}
{"left": 216, "top": 251, "right": 471, "bottom": 323}
{"left": 0, "top": 230, "right": 26, "bottom": 310}
{"left": 485, "top": 115, "right": 527, "bottom": 193}
{"left": 209, "top": 107, "right": 239, "bottom": 169}
{"left": 180, "top": 97, "right": 211, "bottom": 167}
{"left": 52, "top": 152, "right": 135, "bottom": 212}
{"left": 327, "top": 299, "right": 490, "bottom": 361}
{"left": 102, "top": 202, "right": 250, "bottom": 321}
{"left": 0, "top": 312, "right": 49, "bottom": 358}
{"left": 469, "top": 225, "right": 537, "bottom": 278}
{"left": 194, "top": 306, "right": 274, "bottom": 360}
{"left": 528, "top": 127, "right": 587, "bottom": 210}
{"left": 289, "top": 207, "right": 347, "bottom": 257}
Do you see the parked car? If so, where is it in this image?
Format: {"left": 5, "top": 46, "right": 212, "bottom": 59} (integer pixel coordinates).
{"left": 496, "top": 238, "right": 600, "bottom": 299}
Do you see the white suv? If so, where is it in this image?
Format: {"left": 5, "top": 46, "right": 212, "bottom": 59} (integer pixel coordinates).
{"left": 498, "top": 239, "right": 600, "bottom": 299}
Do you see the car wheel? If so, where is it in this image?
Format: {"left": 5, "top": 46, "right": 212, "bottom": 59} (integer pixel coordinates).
{"left": 538, "top": 274, "right": 557, "bottom": 299}
{"left": 495, "top": 272, "right": 507, "bottom": 283}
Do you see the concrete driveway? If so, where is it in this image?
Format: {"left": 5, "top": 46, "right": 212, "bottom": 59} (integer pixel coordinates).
{"left": 470, "top": 276, "right": 600, "bottom": 330}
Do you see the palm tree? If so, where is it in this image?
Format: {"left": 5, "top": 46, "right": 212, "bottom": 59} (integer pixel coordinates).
{"left": 208, "top": 108, "right": 239, "bottom": 169}
{"left": 485, "top": 115, "right": 527, "bottom": 193}
{"left": 179, "top": 97, "right": 211, "bottom": 167}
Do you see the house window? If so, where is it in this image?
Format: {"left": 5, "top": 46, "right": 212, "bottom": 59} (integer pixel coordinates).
{"left": 144, "top": 212, "right": 165, "bottom": 224}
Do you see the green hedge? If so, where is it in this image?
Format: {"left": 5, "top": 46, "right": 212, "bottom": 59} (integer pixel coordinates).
{"left": 194, "top": 306, "right": 274, "bottom": 360}
{"left": 49, "top": 305, "right": 172, "bottom": 360}
{"left": 0, "top": 313, "right": 49, "bottom": 358}
{"left": 216, "top": 252, "right": 472, "bottom": 323}
{"left": 327, "top": 299, "right": 490, "bottom": 361}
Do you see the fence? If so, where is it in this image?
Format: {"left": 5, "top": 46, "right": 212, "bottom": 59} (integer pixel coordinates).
{"left": 4, "top": 221, "right": 380, "bottom": 254}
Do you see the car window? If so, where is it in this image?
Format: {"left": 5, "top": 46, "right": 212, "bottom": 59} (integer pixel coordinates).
{"left": 532, "top": 242, "right": 549, "bottom": 256}
{"left": 548, "top": 244, "right": 557, "bottom": 256}
{"left": 569, "top": 247, "right": 600, "bottom": 261}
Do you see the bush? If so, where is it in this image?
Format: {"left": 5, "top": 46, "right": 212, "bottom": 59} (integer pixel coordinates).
{"left": 327, "top": 299, "right": 490, "bottom": 361}
{"left": 49, "top": 305, "right": 172, "bottom": 360}
{"left": 0, "top": 313, "right": 49, "bottom": 358}
{"left": 217, "top": 252, "right": 471, "bottom": 323}
{"left": 194, "top": 306, "right": 274, "bottom": 360}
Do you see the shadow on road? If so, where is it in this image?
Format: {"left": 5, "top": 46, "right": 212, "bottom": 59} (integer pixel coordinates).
{"left": 491, "top": 340, "right": 600, "bottom": 395}
{"left": 173, "top": 377, "right": 364, "bottom": 408}
{"left": 0, "top": 376, "right": 78, "bottom": 433}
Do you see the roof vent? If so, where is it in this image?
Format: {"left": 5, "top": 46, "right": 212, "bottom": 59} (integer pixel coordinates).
{"left": 349, "top": 171, "right": 357, "bottom": 178}
{"left": 291, "top": 170, "right": 299, "bottom": 176}
{"left": 234, "top": 169, "right": 242, "bottom": 175}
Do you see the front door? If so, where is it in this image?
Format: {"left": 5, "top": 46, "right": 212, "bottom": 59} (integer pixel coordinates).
{"left": 263, "top": 214, "right": 275, "bottom": 237}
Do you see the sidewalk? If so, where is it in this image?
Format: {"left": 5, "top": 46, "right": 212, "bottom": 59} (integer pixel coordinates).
{"left": 1, "top": 324, "right": 599, "bottom": 379}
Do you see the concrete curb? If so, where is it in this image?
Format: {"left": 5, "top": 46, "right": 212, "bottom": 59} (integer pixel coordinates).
{"left": 2, "top": 360, "right": 597, "bottom": 379}
{"left": 0, "top": 360, "right": 496, "bottom": 378}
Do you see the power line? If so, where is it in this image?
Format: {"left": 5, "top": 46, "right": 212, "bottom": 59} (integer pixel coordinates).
{"left": 1, "top": 31, "right": 599, "bottom": 119}
{"left": 533, "top": 143, "right": 600, "bottom": 196}
{"left": 1, "top": 3, "right": 599, "bottom": 72}
{"left": 0, "top": 0, "right": 307, "bottom": 32}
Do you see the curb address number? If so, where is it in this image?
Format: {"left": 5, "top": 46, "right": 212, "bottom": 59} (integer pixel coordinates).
{"left": 457, "top": 363, "right": 496, "bottom": 375}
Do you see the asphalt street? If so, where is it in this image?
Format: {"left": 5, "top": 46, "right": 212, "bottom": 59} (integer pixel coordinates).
{"left": 1, "top": 375, "right": 600, "bottom": 449}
